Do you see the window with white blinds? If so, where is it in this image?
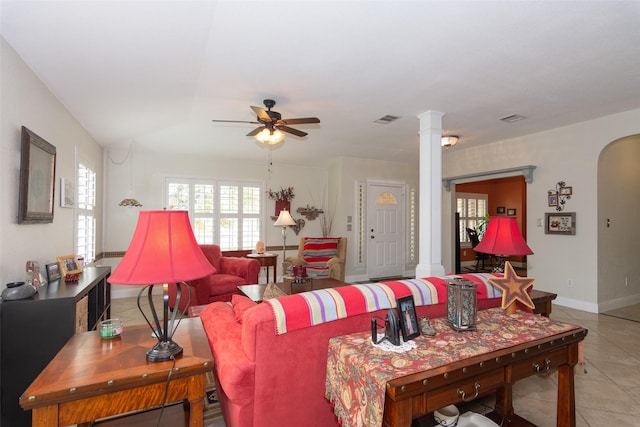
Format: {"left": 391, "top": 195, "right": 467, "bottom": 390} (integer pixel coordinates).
{"left": 456, "top": 192, "right": 488, "bottom": 245}
{"left": 77, "top": 163, "right": 96, "bottom": 263}
{"left": 166, "top": 178, "right": 262, "bottom": 250}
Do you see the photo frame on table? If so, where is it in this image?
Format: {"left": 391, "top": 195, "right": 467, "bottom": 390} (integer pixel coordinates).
{"left": 507, "top": 208, "right": 517, "bottom": 216}
{"left": 496, "top": 206, "right": 505, "bottom": 214}
{"left": 397, "top": 295, "right": 420, "bottom": 341}
{"left": 18, "top": 126, "right": 56, "bottom": 224}
{"left": 57, "top": 254, "right": 83, "bottom": 276}
{"left": 545, "top": 212, "right": 576, "bottom": 235}
{"left": 46, "top": 262, "right": 61, "bottom": 282}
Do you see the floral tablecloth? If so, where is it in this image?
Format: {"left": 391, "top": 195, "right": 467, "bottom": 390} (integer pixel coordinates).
{"left": 325, "top": 308, "right": 581, "bottom": 427}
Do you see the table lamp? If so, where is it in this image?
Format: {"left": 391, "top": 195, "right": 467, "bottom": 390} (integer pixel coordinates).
{"left": 108, "top": 210, "right": 214, "bottom": 362}
{"left": 273, "top": 209, "right": 296, "bottom": 275}
{"left": 473, "top": 216, "right": 533, "bottom": 273}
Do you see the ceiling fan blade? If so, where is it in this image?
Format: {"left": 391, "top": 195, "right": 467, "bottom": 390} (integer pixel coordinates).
{"left": 246, "top": 126, "right": 266, "bottom": 137}
{"left": 278, "top": 125, "right": 307, "bottom": 137}
{"left": 250, "top": 106, "right": 272, "bottom": 122}
{"left": 280, "top": 117, "right": 320, "bottom": 125}
{"left": 211, "top": 119, "right": 260, "bottom": 124}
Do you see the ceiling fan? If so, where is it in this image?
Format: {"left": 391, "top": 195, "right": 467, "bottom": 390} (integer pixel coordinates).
{"left": 212, "top": 99, "right": 320, "bottom": 144}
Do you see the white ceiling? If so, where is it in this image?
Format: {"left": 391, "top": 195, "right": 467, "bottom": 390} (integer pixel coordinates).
{"left": 2, "top": 1, "right": 640, "bottom": 167}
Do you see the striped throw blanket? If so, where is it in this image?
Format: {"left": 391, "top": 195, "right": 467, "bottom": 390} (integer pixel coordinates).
{"left": 266, "top": 273, "right": 502, "bottom": 335}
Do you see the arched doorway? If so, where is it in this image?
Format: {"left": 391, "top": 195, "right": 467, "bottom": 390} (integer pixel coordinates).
{"left": 597, "top": 134, "right": 640, "bottom": 310}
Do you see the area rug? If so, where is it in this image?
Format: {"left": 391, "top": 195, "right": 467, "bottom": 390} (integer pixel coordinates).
{"left": 205, "top": 371, "right": 224, "bottom": 425}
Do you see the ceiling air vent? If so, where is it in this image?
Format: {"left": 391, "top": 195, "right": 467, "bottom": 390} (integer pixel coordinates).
{"left": 374, "top": 115, "right": 400, "bottom": 124}
{"left": 500, "top": 114, "right": 526, "bottom": 123}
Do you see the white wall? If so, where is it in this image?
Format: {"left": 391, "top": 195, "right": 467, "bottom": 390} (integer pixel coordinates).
{"left": 103, "top": 146, "right": 330, "bottom": 283}
{"left": 334, "top": 156, "right": 420, "bottom": 281}
{"left": 0, "top": 37, "right": 104, "bottom": 289}
{"left": 442, "top": 108, "right": 640, "bottom": 312}
{"left": 102, "top": 150, "right": 420, "bottom": 290}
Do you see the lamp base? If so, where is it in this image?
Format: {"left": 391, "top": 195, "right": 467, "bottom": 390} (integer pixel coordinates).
{"left": 146, "top": 339, "right": 183, "bottom": 362}
{"left": 491, "top": 256, "right": 507, "bottom": 273}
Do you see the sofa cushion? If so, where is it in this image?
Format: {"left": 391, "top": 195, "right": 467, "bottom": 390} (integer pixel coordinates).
{"left": 209, "top": 274, "right": 247, "bottom": 296}
{"left": 232, "top": 294, "right": 257, "bottom": 323}
{"left": 302, "top": 237, "right": 340, "bottom": 277}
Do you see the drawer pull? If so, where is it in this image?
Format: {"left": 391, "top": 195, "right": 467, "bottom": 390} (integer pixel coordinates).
{"left": 533, "top": 358, "right": 552, "bottom": 375}
{"left": 457, "top": 382, "right": 480, "bottom": 402}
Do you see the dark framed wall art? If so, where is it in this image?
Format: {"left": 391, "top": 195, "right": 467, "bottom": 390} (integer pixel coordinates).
{"left": 545, "top": 212, "right": 576, "bottom": 235}
{"left": 18, "top": 126, "right": 56, "bottom": 223}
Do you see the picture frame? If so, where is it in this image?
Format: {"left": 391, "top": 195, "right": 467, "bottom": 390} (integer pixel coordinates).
{"left": 496, "top": 206, "right": 505, "bottom": 214}
{"left": 548, "top": 192, "right": 558, "bottom": 207}
{"left": 46, "top": 262, "right": 62, "bottom": 282}
{"left": 57, "top": 254, "right": 83, "bottom": 276}
{"left": 545, "top": 212, "right": 576, "bottom": 235}
{"left": 559, "top": 186, "right": 573, "bottom": 196}
{"left": 18, "top": 126, "right": 56, "bottom": 223}
{"left": 397, "top": 295, "right": 420, "bottom": 341}
{"left": 60, "top": 177, "right": 75, "bottom": 208}
{"left": 507, "top": 208, "right": 516, "bottom": 216}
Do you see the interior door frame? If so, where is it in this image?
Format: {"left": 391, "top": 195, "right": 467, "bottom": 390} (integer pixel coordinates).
{"left": 366, "top": 181, "right": 406, "bottom": 279}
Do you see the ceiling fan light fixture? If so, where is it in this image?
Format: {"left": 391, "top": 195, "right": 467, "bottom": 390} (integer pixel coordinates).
{"left": 441, "top": 135, "right": 459, "bottom": 147}
{"left": 256, "top": 128, "right": 285, "bottom": 145}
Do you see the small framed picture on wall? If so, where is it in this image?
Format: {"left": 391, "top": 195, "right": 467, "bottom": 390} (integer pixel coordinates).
{"left": 545, "top": 212, "right": 576, "bottom": 235}
{"left": 548, "top": 192, "right": 558, "bottom": 207}
{"left": 507, "top": 208, "right": 516, "bottom": 216}
{"left": 496, "top": 206, "right": 505, "bottom": 214}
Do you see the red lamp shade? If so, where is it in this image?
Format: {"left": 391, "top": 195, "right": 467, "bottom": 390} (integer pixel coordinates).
{"left": 473, "top": 216, "right": 533, "bottom": 256}
{"left": 108, "top": 210, "right": 214, "bottom": 285}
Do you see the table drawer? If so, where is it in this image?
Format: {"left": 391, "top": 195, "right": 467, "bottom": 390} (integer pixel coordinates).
{"left": 425, "top": 369, "right": 504, "bottom": 411}
{"left": 511, "top": 347, "right": 568, "bottom": 381}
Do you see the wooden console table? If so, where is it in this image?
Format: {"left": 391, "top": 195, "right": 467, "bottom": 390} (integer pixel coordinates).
{"left": 20, "top": 318, "right": 213, "bottom": 427}
{"left": 326, "top": 308, "right": 587, "bottom": 427}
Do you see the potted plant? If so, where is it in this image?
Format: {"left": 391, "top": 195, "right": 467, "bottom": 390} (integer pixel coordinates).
{"left": 267, "top": 187, "right": 295, "bottom": 216}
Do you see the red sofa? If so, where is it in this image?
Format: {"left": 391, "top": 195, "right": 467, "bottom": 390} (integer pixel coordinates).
{"left": 168, "top": 245, "right": 260, "bottom": 311}
{"left": 199, "top": 274, "right": 505, "bottom": 427}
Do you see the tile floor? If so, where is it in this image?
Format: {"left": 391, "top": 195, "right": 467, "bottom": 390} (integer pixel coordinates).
{"left": 111, "top": 298, "right": 640, "bottom": 427}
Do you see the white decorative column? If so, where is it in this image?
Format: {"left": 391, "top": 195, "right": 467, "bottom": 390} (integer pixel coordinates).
{"left": 415, "top": 110, "right": 446, "bottom": 278}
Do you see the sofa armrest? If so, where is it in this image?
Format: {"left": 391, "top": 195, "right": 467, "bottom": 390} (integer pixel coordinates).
{"left": 220, "top": 256, "right": 260, "bottom": 283}
{"left": 199, "top": 302, "right": 256, "bottom": 400}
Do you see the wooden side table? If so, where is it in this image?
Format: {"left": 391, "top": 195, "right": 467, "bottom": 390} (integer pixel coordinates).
{"left": 246, "top": 253, "right": 278, "bottom": 283}
{"left": 20, "top": 318, "right": 213, "bottom": 427}
{"left": 531, "top": 289, "right": 558, "bottom": 317}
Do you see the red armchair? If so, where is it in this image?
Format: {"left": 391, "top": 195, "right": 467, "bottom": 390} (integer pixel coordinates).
{"left": 168, "top": 245, "right": 260, "bottom": 312}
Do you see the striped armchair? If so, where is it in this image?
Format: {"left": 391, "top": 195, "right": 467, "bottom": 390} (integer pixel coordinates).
{"left": 284, "top": 237, "right": 347, "bottom": 281}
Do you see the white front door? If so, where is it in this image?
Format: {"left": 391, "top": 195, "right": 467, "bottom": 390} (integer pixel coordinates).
{"left": 367, "top": 183, "right": 405, "bottom": 279}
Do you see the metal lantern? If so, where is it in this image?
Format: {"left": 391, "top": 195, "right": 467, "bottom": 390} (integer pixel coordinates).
{"left": 446, "top": 277, "right": 477, "bottom": 331}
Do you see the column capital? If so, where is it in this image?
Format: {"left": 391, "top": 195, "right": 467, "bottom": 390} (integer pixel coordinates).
{"left": 417, "top": 110, "right": 445, "bottom": 131}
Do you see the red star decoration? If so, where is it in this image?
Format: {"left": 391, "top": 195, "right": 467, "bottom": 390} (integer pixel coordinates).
{"left": 488, "top": 261, "right": 536, "bottom": 312}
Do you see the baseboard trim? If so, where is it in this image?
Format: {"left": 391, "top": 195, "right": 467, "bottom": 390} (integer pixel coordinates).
{"left": 598, "top": 293, "right": 640, "bottom": 313}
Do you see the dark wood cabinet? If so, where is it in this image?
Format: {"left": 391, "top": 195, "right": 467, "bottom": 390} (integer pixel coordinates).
{"left": 0, "top": 266, "right": 111, "bottom": 427}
